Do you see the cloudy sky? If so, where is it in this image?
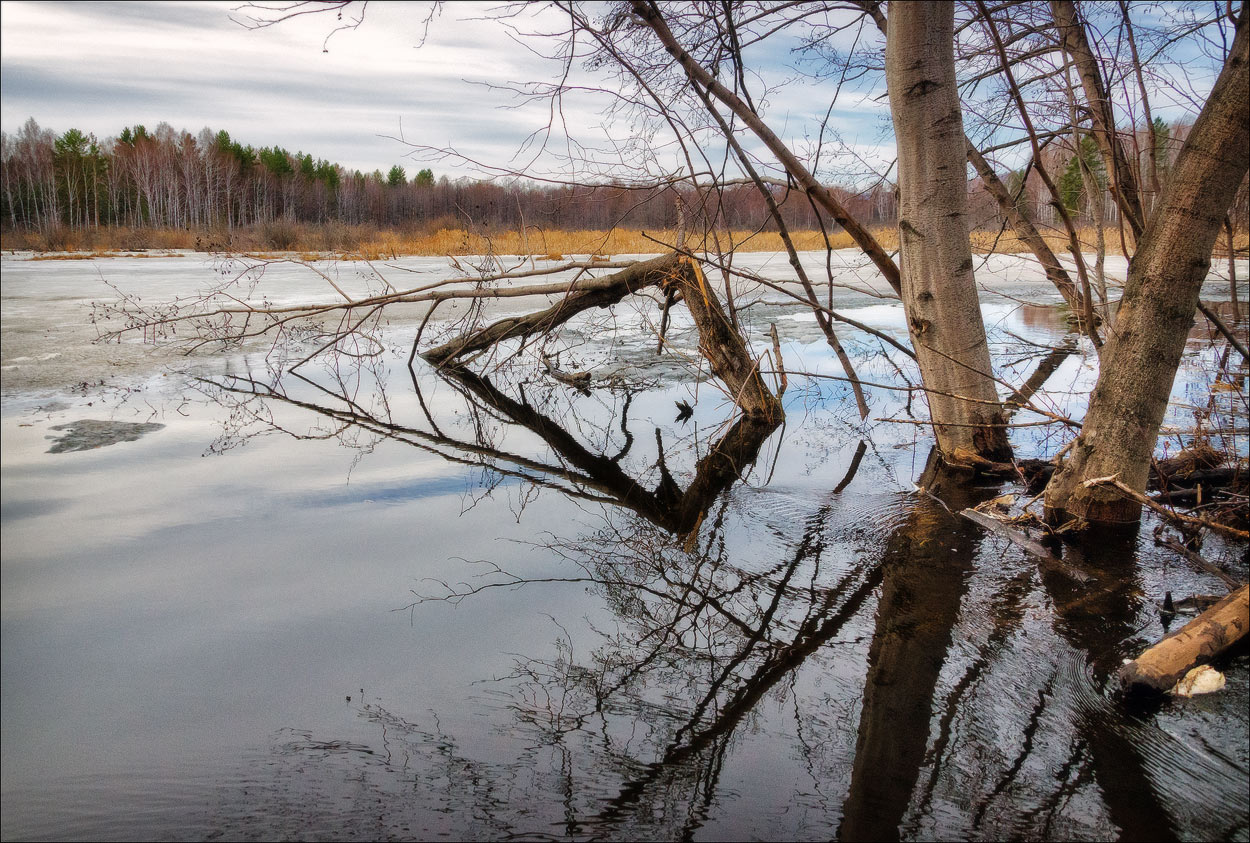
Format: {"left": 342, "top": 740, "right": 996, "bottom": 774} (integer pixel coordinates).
{"left": 0, "top": 1, "right": 1230, "bottom": 183}
{"left": 1, "top": 1, "right": 902, "bottom": 180}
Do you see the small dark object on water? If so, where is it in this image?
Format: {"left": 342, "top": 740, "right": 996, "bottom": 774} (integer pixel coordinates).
{"left": 1156, "top": 591, "right": 1223, "bottom": 615}
{"left": 675, "top": 400, "right": 693, "bottom": 423}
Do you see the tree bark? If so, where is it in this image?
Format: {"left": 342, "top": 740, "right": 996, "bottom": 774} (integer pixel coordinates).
{"left": 886, "top": 1, "right": 1012, "bottom": 461}
{"left": 1044, "top": 8, "right": 1250, "bottom": 527}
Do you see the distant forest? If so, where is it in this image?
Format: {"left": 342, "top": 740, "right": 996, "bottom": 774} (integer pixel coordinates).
{"left": 0, "top": 118, "right": 898, "bottom": 238}
{"left": 3, "top": 117, "right": 1243, "bottom": 245}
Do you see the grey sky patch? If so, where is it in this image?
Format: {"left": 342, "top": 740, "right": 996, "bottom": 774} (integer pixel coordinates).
{"left": 1, "top": 0, "right": 1231, "bottom": 182}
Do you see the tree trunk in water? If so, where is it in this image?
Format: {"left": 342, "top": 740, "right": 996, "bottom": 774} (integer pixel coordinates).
{"left": 667, "top": 257, "right": 782, "bottom": 423}
{"left": 1044, "top": 9, "right": 1249, "bottom": 527}
{"left": 885, "top": 2, "right": 1011, "bottom": 462}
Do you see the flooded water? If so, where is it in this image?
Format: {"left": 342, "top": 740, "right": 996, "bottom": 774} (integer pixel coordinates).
{"left": 2, "top": 252, "right": 1247, "bottom": 840}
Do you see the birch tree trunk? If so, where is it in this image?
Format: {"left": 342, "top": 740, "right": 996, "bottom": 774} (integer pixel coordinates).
{"left": 886, "top": 1, "right": 1011, "bottom": 462}
{"left": 1044, "top": 8, "right": 1249, "bottom": 527}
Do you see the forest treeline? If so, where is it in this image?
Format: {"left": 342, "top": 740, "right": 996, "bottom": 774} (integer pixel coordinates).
{"left": 0, "top": 118, "right": 896, "bottom": 245}
{"left": 8, "top": 116, "right": 1236, "bottom": 250}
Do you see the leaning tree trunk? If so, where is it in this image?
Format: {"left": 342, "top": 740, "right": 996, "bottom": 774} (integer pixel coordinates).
{"left": 1044, "top": 7, "right": 1249, "bottom": 527}
{"left": 1051, "top": 0, "right": 1146, "bottom": 241}
{"left": 886, "top": 1, "right": 1012, "bottom": 462}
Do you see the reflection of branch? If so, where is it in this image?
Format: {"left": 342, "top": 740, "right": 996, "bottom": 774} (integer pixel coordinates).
{"left": 440, "top": 364, "right": 779, "bottom": 535}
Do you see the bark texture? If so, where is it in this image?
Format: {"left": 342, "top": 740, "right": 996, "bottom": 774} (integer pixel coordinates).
{"left": 886, "top": 1, "right": 1011, "bottom": 461}
{"left": 1044, "top": 9, "right": 1250, "bottom": 526}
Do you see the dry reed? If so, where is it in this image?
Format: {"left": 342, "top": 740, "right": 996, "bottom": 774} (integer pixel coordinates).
{"left": 4, "top": 223, "right": 1246, "bottom": 261}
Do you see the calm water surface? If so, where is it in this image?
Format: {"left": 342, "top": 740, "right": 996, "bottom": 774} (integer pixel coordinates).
{"left": 2, "top": 254, "right": 1247, "bottom": 840}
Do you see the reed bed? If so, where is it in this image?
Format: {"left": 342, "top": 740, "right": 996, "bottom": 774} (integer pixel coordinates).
{"left": 4, "top": 223, "right": 1246, "bottom": 261}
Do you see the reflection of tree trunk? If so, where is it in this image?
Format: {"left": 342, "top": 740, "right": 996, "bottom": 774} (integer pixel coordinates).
{"left": 440, "top": 365, "right": 779, "bottom": 535}
{"left": 1044, "top": 11, "right": 1249, "bottom": 526}
{"left": 1035, "top": 533, "right": 1177, "bottom": 840}
{"left": 885, "top": 2, "right": 1011, "bottom": 462}
{"left": 1003, "top": 337, "right": 1077, "bottom": 418}
{"left": 839, "top": 456, "right": 987, "bottom": 841}
{"left": 592, "top": 531, "right": 886, "bottom": 834}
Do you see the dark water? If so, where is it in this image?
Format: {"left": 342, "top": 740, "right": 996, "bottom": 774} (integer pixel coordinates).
{"left": 2, "top": 282, "right": 1247, "bottom": 841}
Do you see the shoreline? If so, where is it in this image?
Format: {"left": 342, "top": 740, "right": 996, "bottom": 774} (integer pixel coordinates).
{"left": 7, "top": 221, "right": 1228, "bottom": 261}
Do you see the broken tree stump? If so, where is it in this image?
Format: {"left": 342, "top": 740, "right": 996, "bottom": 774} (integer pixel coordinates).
{"left": 422, "top": 252, "right": 782, "bottom": 421}
{"left": 1118, "top": 584, "right": 1249, "bottom": 694}
{"left": 422, "top": 253, "right": 682, "bottom": 365}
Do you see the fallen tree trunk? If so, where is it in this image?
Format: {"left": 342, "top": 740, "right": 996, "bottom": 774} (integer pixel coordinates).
{"left": 1118, "top": 584, "right": 1249, "bottom": 694}
{"left": 424, "top": 252, "right": 782, "bottom": 420}
{"left": 1153, "top": 467, "right": 1241, "bottom": 491}
{"left": 960, "top": 508, "right": 1093, "bottom": 584}
{"left": 1152, "top": 442, "right": 1225, "bottom": 483}
{"left": 666, "top": 257, "right": 781, "bottom": 421}
{"left": 422, "top": 253, "right": 681, "bottom": 365}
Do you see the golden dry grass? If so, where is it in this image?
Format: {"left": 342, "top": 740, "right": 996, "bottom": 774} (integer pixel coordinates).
{"left": 4, "top": 223, "right": 1246, "bottom": 261}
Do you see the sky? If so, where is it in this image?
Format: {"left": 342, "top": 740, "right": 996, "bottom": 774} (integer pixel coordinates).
{"left": 0, "top": 0, "right": 896, "bottom": 182}
{"left": 1, "top": 1, "right": 575, "bottom": 176}
{"left": 0, "top": 1, "right": 1230, "bottom": 184}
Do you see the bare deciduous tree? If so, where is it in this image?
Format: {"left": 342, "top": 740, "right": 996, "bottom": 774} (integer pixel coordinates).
{"left": 1044, "top": 6, "right": 1249, "bottom": 527}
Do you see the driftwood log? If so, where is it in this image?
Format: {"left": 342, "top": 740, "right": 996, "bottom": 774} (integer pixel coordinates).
{"left": 959, "top": 508, "right": 1093, "bottom": 584}
{"left": 1118, "top": 584, "right": 1249, "bottom": 694}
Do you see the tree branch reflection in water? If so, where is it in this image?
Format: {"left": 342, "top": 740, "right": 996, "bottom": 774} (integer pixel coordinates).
{"left": 196, "top": 359, "right": 1247, "bottom": 841}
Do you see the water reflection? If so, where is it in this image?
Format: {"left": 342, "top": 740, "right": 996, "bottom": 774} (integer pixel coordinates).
{"left": 193, "top": 360, "right": 1247, "bottom": 841}
{"left": 840, "top": 463, "right": 988, "bottom": 841}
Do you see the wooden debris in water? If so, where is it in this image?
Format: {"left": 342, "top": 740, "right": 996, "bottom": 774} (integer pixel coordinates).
{"left": 1119, "top": 584, "right": 1249, "bottom": 694}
